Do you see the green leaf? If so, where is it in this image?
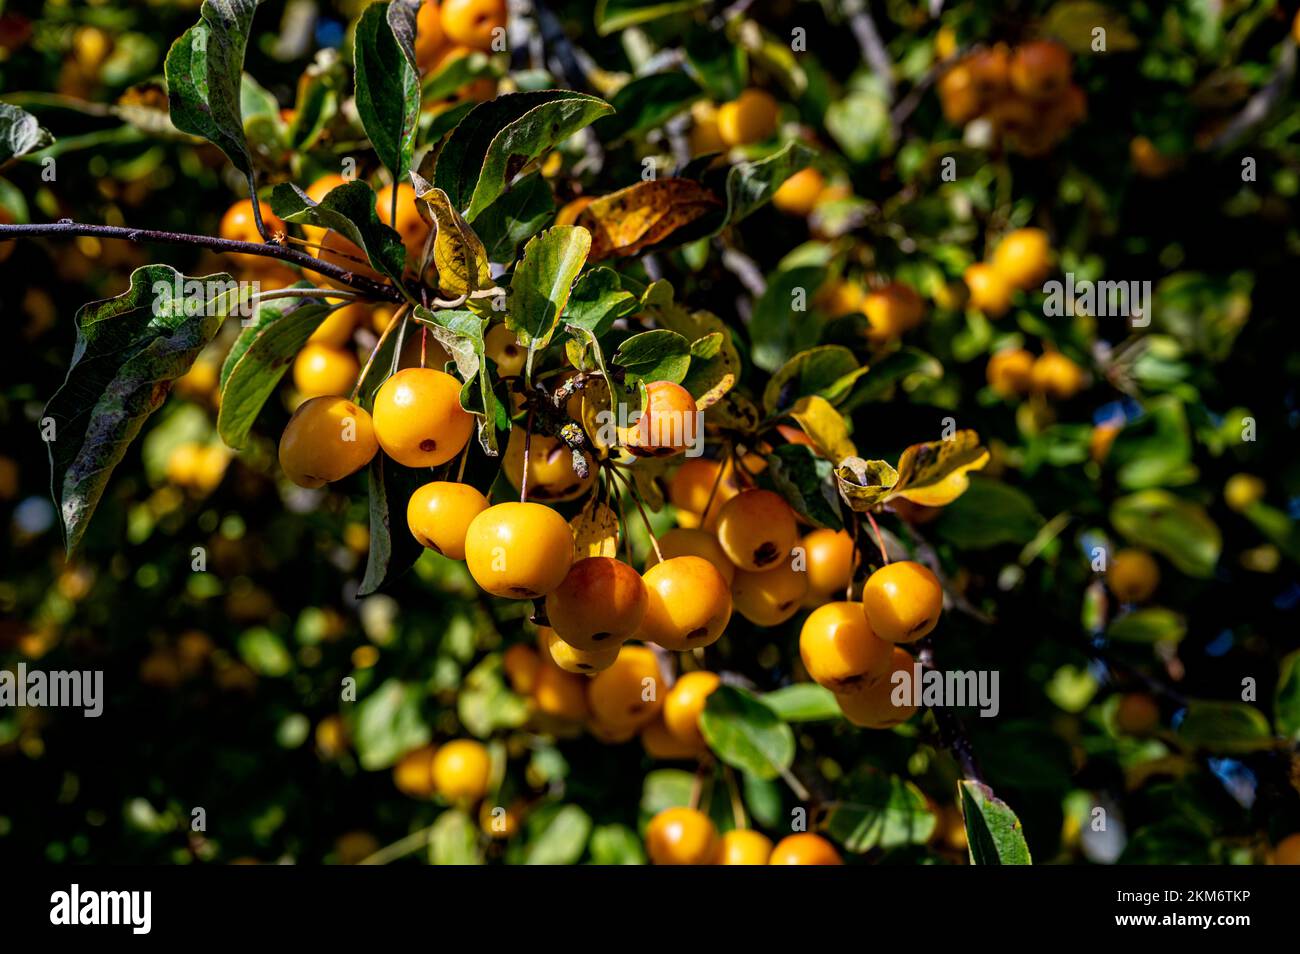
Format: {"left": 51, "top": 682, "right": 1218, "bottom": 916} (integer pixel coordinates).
{"left": 506, "top": 225, "right": 591, "bottom": 349}
{"left": 358, "top": 452, "right": 428, "bottom": 596}
{"left": 237, "top": 627, "right": 292, "bottom": 677}
{"left": 0, "top": 102, "right": 55, "bottom": 162}
{"left": 412, "top": 307, "right": 500, "bottom": 455}
{"left": 588, "top": 824, "right": 646, "bottom": 865}
{"left": 699, "top": 685, "right": 795, "bottom": 781}
{"left": 760, "top": 683, "right": 842, "bottom": 722}
{"left": 1110, "top": 490, "right": 1221, "bottom": 578}
{"left": 351, "top": 678, "right": 430, "bottom": 771}
{"left": 217, "top": 296, "right": 334, "bottom": 448}
{"left": 430, "top": 809, "right": 484, "bottom": 865}
{"left": 959, "top": 780, "right": 1032, "bottom": 865}
{"left": 1274, "top": 650, "right": 1300, "bottom": 740}
{"left": 612, "top": 329, "right": 691, "bottom": 385}
{"left": 684, "top": 30, "right": 746, "bottom": 102}
{"left": 1150, "top": 271, "right": 1252, "bottom": 362}
{"left": 935, "top": 476, "right": 1041, "bottom": 549}
{"left": 742, "top": 773, "right": 783, "bottom": 829}
{"left": 596, "top": 72, "right": 701, "bottom": 140}
{"left": 763, "top": 345, "right": 861, "bottom": 414}
{"left": 594, "top": 0, "right": 710, "bottom": 34}
{"left": 765, "top": 444, "right": 843, "bottom": 531}
{"left": 825, "top": 89, "right": 893, "bottom": 163}
{"left": 717, "top": 140, "right": 817, "bottom": 230}
{"left": 471, "top": 173, "right": 555, "bottom": 263}
{"left": 524, "top": 805, "right": 593, "bottom": 865}
{"left": 164, "top": 0, "right": 262, "bottom": 179}
{"left": 822, "top": 771, "right": 936, "bottom": 853}
{"left": 563, "top": 267, "right": 639, "bottom": 337}
{"left": 1175, "top": 701, "right": 1274, "bottom": 753}
{"left": 269, "top": 179, "right": 407, "bottom": 282}
{"left": 1105, "top": 607, "right": 1187, "bottom": 645}
{"left": 640, "top": 768, "right": 695, "bottom": 818}
{"left": 839, "top": 347, "right": 942, "bottom": 410}
{"left": 1107, "top": 396, "right": 1197, "bottom": 490}
{"left": 354, "top": 0, "right": 421, "bottom": 185}
{"left": 458, "top": 655, "right": 529, "bottom": 736}
{"left": 434, "top": 90, "right": 613, "bottom": 220}
{"left": 44, "top": 266, "right": 232, "bottom": 551}
{"left": 286, "top": 50, "right": 344, "bottom": 151}
{"left": 748, "top": 265, "right": 826, "bottom": 372}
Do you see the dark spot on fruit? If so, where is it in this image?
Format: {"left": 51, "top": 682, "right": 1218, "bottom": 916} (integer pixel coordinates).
{"left": 687, "top": 627, "right": 708, "bottom": 641}
{"left": 591, "top": 631, "right": 612, "bottom": 642}
{"left": 419, "top": 438, "right": 437, "bottom": 452}
{"left": 509, "top": 586, "right": 538, "bottom": 598}
{"left": 577, "top": 663, "right": 592, "bottom": 671}
{"left": 753, "top": 542, "right": 779, "bottom": 567}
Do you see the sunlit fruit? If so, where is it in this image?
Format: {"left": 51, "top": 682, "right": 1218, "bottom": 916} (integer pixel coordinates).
{"left": 720, "top": 829, "right": 773, "bottom": 865}
{"left": 586, "top": 644, "right": 664, "bottom": 729}
{"left": 407, "top": 480, "right": 489, "bottom": 559}
{"left": 1090, "top": 422, "right": 1121, "bottom": 463}
{"left": 306, "top": 302, "right": 363, "bottom": 348}
{"left": 716, "top": 88, "right": 779, "bottom": 147}
{"left": 861, "top": 560, "right": 943, "bottom": 644}
{"left": 772, "top": 167, "right": 826, "bottom": 216}
{"left": 802, "top": 529, "right": 856, "bottom": 596}
{"left": 644, "top": 527, "right": 737, "bottom": 585}
{"left": 645, "top": 807, "right": 719, "bottom": 865}
{"left": 278, "top": 396, "right": 378, "bottom": 488}
{"left": 716, "top": 489, "right": 798, "bottom": 573}
{"left": 800, "top": 601, "right": 892, "bottom": 691}
{"left": 312, "top": 229, "right": 386, "bottom": 288}
{"left": 641, "top": 716, "right": 707, "bottom": 760}
{"left": 532, "top": 660, "right": 589, "bottom": 721}
{"left": 835, "top": 646, "right": 918, "bottom": 728}
{"left": 668, "top": 457, "right": 739, "bottom": 530}
{"left": 732, "top": 560, "right": 809, "bottom": 626}
{"left": 292, "top": 343, "right": 358, "bottom": 399}
{"left": 465, "top": 501, "right": 575, "bottom": 599}
{"left": 638, "top": 556, "right": 733, "bottom": 651}
{"left": 626, "top": 381, "right": 699, "bottom": 457}
{"left": 439, "top": 0, "right": 507, "bottom": 51}
{"left": 862, "top": 282, "right": 925, "bottom": 341}
{"left": 768, "top": 832, "right": 842, "bottom": 865}
{"left": 963, "top": 263, "right": 1013, "bottom": 317}
{"left": 393, "top": 745, "right": 438, "bottom": 797}
{"left": 1115, "top": 692, "right": 1160, "bottom": 736}
{"left": 662, "top": 670, "right": 720, "bottom": 748}
{"left": 431, "top": 738, "right": 492, "bottom": 802}
{"left": 991, "top": 227, "right": 1052, "bottom": 290}
{"left": 1031, "top": 350, "right": 1086, "bottom": 400}
{"left": 372, "top": 367, "right": 475, "bottom": 467}
{"left": 986, "top": 347, "right": 1035, "bottom": 397}
{"left": 967, "top": 44, "right": 1011, "bottom": 100}
{"left": 542, "top": 627, "right": 621, "bottom": 673}
{"left": 503, "top": 427, "right": 596, "bottom": 502}
{"left": 1009, "top": 40, "right": 1071, "bottom": 101}
{"left": 545, "top": 557, "right": 648, "bottom": 650}
{"left": 485, "top": 323, "right": 526, "bottom": 376}
{"left": 1224, "top": 473, "right": 1265, "bottom": 513}
{"left": 1106, "top": 548, "right": 1159, "bottom": 603}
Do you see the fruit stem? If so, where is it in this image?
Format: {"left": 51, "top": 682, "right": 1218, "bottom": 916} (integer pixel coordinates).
{"left": 776, "top": 764, "right": 811, "bottom": 802}
{"left": 865, "top": 509, "right": 890, "bottom": 566}
{"left": 846, "top": 510, "right": 861, "bottom": 602}
{"left": 723, "top": 766, "right": 747, "bottom": 830}
{"left": 356, "top": 823, "right": 436, "bottom": 866}
{"left": 608, "top": 464, "right": 663, "bottom": 563}
{"left": 420, "top": 326, "right": 427, "bottom": 369}
{"left": 351, "top": 303, "right": 409, "bottom": 401}
{"left": 700, "top": 445, "right": 731, "bottom": 523}
{"left": 520, "top": 408, "right": 535, "bottom": 503}
{"left": 456, "top": 441, "right": 470, "bottom": 483}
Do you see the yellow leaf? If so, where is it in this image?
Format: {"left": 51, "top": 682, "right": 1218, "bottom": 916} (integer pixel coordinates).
{"left": 575, "top": 178, "right": 721, "bottom": 261}
{"left": 834, "top": 457, "right": 899, "bottom": 510}
{"left": 789, "top": 395, "right": 857, "bottom": 461}
{"left": 414, "top": 184, "right": 492, "bottom": 297}
{"left": 891, "top": 430, "right": 989, "bottom": 507}
{"left": 571, "top": 503, "right": 619, "bottom": 558}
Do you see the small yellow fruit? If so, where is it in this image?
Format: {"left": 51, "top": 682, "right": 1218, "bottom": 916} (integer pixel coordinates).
{"left": 372, "top": 367, "right": 475, "bottom": 467}
{"left": 731, "top": 560, "right": 809, "bottom": 627}
{"left": 720, "top": 829, "right": 774, "bottom": 865}
{"left": 464, "top": 501, "right": 575, "bottom": 599}
{"left": 406, "top": 480, "right": 489, "bottom": 559}
{"left": 503, "top": 427, "right": 596, "bottom": 503}
{"left": 532, "top": 660, "right": 589, "bottom": 721}
{"left": 862, "top": 282, "right": 925, "bottom": 341}
{"left": 638, "top": 556, "right": 733, "bottom": 651}
{"left": 645, "top": 807, "right": 719, "bottom": 865}
{"left": 586, "top": 644, "right": 665, "bottom": 730}
{"left": 715, "top": 489, "right": 798, "bottom": 573}
{"left": 834, "top": 646, "right": 918, "bottom": 728}
{"left": 503, "top": 643, "right": 541, "bottom": 695}
{"left": 644, "top": 527, "right": 737, "bottom": 585}
{"left": 772, "top": 167, "right": 827, "bottom": 217}
{"left": 1106, "top": 548, "right": 1159, "bottom": 603}
{"left": 641, "top": 716, "right": 707, "bottom": 760}
{"left": 986, "top": 348, "right": 1035, "bottom": 397}
{"left": 1272, "top": 832, "right": 1300, "bottom": 865}
{"left": 278, "top": 396, "right": 378, "bottom": 488}
{"left": 485, "top": 323, "right": 526, "bottom": 376}
{"left": 293, "top": 343, "right": 359, "bottom": 399}
{"left": 991, "top": 228, "right": 1052, "bottom": 291}
{"left": 393, "top": 745, "right": 438, "bottom": 798}
{"left": 963, "top": 263, "right": 1013, "bottom": 317}
{"left": 802, "top": 529, "right": 856, "bottom": 597}
{"left": 662, "top": 671, "right": 720, "bottom": 748}
{"left": 768, "top": 832, "right": 842, "bottom": 865}
{"left": 545, "top": 557, "right": 648, "bottom": 650}
{"left": 716, "top": 89, "right": 780, "bottom": 147}
{"left": 799, "top": 601, "right": 892, "bottom": 691}
{"left": 541, "top": 627, "right": 621, "bottom": 674}
{"left": 1224, "top": 474, "right": 1265, "bottom": 513}
{"left": 861, "top": 560, "right": 943, "bottom": 644}
{"left": 431, "top": 738, "right": 492, "bottom": 802}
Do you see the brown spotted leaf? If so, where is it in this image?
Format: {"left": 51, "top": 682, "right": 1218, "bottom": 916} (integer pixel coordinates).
{"left": 413, "top": 176, "right": 492, "bottom": 297}
{"left": 575, "top": 178, "right": 721, "bottom": 261}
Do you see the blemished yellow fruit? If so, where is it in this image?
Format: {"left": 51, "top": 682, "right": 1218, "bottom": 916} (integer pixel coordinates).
{"left": 835, "top": 646, "right": 918, "bottom": 728}
{"left": 986, "top": 348, "right": 1035, "bottom": 397}
{"left": 439, "top": 0, "right": 507, "bottom": 52}
{"left": 862, "top": 282, "right": 925, "bottom": 341}
{"left": 963, "top": 263, "right": 1013, "bottom": 317}
{"left": 502, "top": 643, "right": 541, "bottom": 695}
{"left": 719, "top": 829, "right": 774, "bottom": 865}
{"left": 1031, "top": 351, "right": 1086, "bottom": 400}
{"left": 732, "top": 561, "right": 809, "bottom": 627}
{"left": 637, "top": 556, "right": 733, "bottom": 651}
{"left": 1115, "top": 692, "right": 1160, "bottom": 736}
{"left": 278, "top": 396, "right": 379, "bottom": 488}
{"left": 545, "top": 557, "right": 648, "bottom": 650}
{"left": 485, "top": 323, "right": 526, "bottom": 376}
{"left": 772, "top": 167, "right": 826, "bottom": 216}
{"left": 393, "top": 745, "right": 438, "bottom": 798}
{"left": 716, "top": 88, "right": 780, "bottom": 147}
{"left": 532, "top": 660, "right": 589, "bottom": 721}
{"left": 372, "top": 367, "right": 475, "bottom": 467}
{"left": 645, "top": 807, "right": 720, "bottom": 865}
{"left": 626, "top": 381, "right": 699, "bottom": 458}
{"left": 503, "top": 428, "right": 596, "bottom": 502}
{"left": 1224, "top": 473, "right": 1265, "bottom": 513}
{"left": 768, "top": 832, "right": 842, "bottom": 865}
{"left": 464, "top": 501, "right": 575, "bottom": 599}
{"left": 293, "top": 343, "right": 359, "bottom": 399}
{"left": 406, "top": 480, "right": 489, "bottom": 560}
{"left": 542, "top": 627, "right": 621, "bottom": 674}
{"left": 861, "top": 560, "right": 944, "bottom": 644}
{"left": 800, "top": 601, "right": 892, "bottom": 691}
{"left": 644, "top": 527, "right": 737, "bottom": 585}
{"left": 802, "top": 529, "right": 856, "bottom": 597}
{"left": 716, "top": 489, "right": 798, "bottom": 573}
{"left": 1272, "top": 832, "right": 1300, "bottom": 865}
{"left": 1106, "top": 548, "right": 1159, "bottom": 603}
{"left": 662, "top": 671, "right": 720, "bottom": 748}
{"left": 431, "top": 739, "right": 492, "bottom": 802}
{"left": 991, "top": 228, "right": 1052, "bottom": 291}
{"left": 641, "top": 716, "right": 707, "bottom": 760}
{"left": 586, "top": 645, "right": 664, "bottom": 729}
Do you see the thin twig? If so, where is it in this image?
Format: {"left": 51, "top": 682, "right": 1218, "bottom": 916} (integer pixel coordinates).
{"left": 609, "top": 464, "right": 664, "bottom": 563}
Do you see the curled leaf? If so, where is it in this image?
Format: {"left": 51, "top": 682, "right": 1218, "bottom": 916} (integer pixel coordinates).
{"left": 834, "top": 458, "right": 899, "bottom": 511}
{"left": 574, "top": 178, "right": 721, "bottom": 261}
{"left": 892, "top": 431, "right": 989, "bottom": 507}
